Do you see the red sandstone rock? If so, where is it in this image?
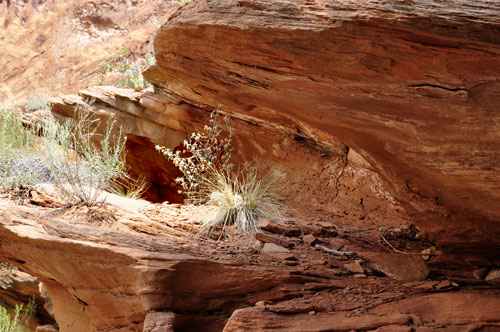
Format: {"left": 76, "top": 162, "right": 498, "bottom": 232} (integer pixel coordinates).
{"left": 260, "top": 243, "right": 295, "bottom": 262}
{"left": 223, "top": 307, "right": 411, "bottom": 332}
{"left": 145, "top": 0, "right": 500, "bottom": 265}
{"left": 143, "top": 312, "right": 175, "bottom": 332}
{"left": 343, "top": 261, "right": 365, "bottom": 274}
{"left": 360, "top": 252, "right": 430, "bottom": 281}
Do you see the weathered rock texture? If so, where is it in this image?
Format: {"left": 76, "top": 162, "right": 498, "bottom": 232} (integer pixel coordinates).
{"left": 1, "top": 193, "right": 500, "bottom": 332}
{"left": 144, "top": 0, "right": 500, "bottom": 262}
{"left": 0, "top": 263, "right": 54, "bottom": 329}
{"left": 0, "top": 0, "right": 175, "bottom": 103}
{"left": 51, "top": 86, "right": 406, "bottom": 226}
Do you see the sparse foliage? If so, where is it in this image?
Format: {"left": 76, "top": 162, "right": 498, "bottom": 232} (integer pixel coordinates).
{"left": 41, "top": 108, "right": 128, "bottom": 206}
{"left": 155, "top": 109, "right": 233, "bottom": 198}
{"left": 173, "top": 0, "right": 192, "bottom": 6}
{"left": 198, "top": 164, "right": 284, "bottom": 236}
{"left": 0, "top": 102, "right": 144, "bottom": 206}
{"left": 0, "top": 106, "right": 53, "bottom": 192}
{"left": 156, "top": 109, "right": 285, "bottom": 237}
{"left": 24, "top": 94, "right": 50, "bottom": 112}
{"left": 0, "top": 296, "right": 36, "bottom": 332}
{"left": 90, "top": 48, "right": 155, "bottom": 91}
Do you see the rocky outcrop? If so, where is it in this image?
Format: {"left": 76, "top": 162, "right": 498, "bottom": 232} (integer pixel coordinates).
{"left": 144, "top": 0, "right": 500, "bottom": 263}
{"left": 0, "top": 0, "right": 176, "bottom": 103}
{"left": 1, "top": 191, "right": 500, "bottom": 332}
{"left": 0, "top": 263, "right": 54, "bottom": 329}
{"left": 50, "top": 86, "right": 407, "bottom": 226}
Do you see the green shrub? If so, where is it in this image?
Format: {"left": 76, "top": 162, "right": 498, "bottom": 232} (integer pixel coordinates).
{"left": 24, "top": 94, "right": 50, "bottom": 112}
{"left": 173, "top": 0, "right": 192, "bottom": 6}
{"left": 40, "top": 107, "right": 128, "bottom": 206}
{"left": 0, "top": 296, "right": 36, "bottom": 332}
{"left": 0, "top": 106, "right": 52, "bottom": 192}
{"left": 92, "top": 48, "right": 155, "bottom": 91}
{"left": 0, "top": 103, "right": 137, "bottom": 206}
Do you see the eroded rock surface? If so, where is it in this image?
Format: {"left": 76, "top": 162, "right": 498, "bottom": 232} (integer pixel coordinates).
{"left": 144, "top": 0, "right": 500, "bottom": 263}
{"left": 50, "top": 86, "right": 406, "bottom": 227}
{"left": 0, "top": 0, "right": 176, "bottom": 103}
{"left": 1, "top": 194, "right": 500, "bottom": 332}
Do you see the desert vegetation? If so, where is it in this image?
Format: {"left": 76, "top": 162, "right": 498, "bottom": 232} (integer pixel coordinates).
{"left": 156, "top": 110, "right": 284, "bottom": 236}
{"left": 83, "top": 48, "right": 155, "bottom": 91}
{"left": 0, "top": 296, "right": 36, "bottom": 332}
{"left": 0, "top": 101, "right": 142, "bottom": 206}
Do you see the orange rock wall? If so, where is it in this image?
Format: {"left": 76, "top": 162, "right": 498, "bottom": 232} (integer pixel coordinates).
{"left": 144, "top": 0, "right": 500, "bottom": 259}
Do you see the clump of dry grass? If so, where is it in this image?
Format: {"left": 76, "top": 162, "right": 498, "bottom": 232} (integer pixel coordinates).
{"left": 197, "top": 164, "right": 284, "bottom": 237}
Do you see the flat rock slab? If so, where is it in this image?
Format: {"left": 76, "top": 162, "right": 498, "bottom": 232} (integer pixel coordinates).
{"left": 343, "top": 261, "right": 365, "bottom": 274}
{"left": 260, "top": 243, "right": 295, "bottom": 261}
{"left": 359, "top": 252, "right": 429, "bottom": 281}
{"left": 485, "top": 268, "right": 500, "bottom": 281}
{"left": 223, "top": 307, "right": 411, "bottom": 332}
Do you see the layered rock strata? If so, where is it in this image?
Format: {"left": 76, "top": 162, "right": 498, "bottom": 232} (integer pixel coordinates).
{"left": 143, "top": 0, "right": 500, "bottom": 262}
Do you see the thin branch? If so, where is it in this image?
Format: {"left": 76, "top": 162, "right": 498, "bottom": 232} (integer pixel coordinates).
{"left": 315, "top": 244, "right": 356, "bottom": 257}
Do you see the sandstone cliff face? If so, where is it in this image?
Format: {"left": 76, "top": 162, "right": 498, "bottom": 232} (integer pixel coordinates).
{"left": 51, "top": 85, "right": 407, "bottom": 227}
{"left": 2, "top": 1, "right": 500, "bottom": 331}
{"left": 144, "top": 0, "right": 500, "bottom": 261}
{"left": 0, "top": 0, "right": 175, "bottom": 103}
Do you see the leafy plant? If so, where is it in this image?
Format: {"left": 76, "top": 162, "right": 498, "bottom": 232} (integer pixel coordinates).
{"left": 93, "top": 48, "right": 155, "bottom": 91}
{"left": 155, "top": 109, "right": 233, "bottom": 198}
{"left": 0, "top": 296, "right": 36, "bottom": 332}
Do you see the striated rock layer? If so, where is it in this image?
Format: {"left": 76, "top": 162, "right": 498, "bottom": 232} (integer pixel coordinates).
{"left": 50, "top": 86, "right": 407, "bottom": 226}
{"left": 1, "top": 194, "right": 500, "bottom": 332}
{"left": 144, "top": 0, "right": 500, "bottom": 262}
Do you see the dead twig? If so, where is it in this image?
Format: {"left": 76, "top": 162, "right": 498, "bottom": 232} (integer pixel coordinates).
{"left": 379, "top": 234, "right": 409, "bottom": 255}
{"left": 315, "top": 244, "right": 356, "bottom": 257}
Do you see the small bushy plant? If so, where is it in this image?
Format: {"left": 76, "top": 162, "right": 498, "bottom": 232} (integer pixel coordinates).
{"left": 0, "top": 103, "right": 139, "bottom": 206}
{"left": 91, "top": 48, "right": 155, "bottom": 91}
{"left": 24, "top": 94, "right": 50, "bottom": 112}
{"left": 41, "top": 109, "right": 127, "bottom": 206}
{"left": 173, "top": 0, "right": 192, "bottom": 6}
{"left": 0, "top": 296, "right": 36, "bottom": 332}
{"left": 156, "top": 110, "right": 284, "bottom": 237}
{"left": 0, "top": 106, "right": 53, "bottom": 192}
{"left": 155, "top": 110, "right": 233, "bottom": 198}
{"left": 199, "top": 164, "right": 284, "bottom": 236}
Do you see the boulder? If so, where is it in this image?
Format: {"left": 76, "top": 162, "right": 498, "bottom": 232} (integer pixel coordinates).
{"left": 360, "top": 252, "right": 430, "bottom": 281}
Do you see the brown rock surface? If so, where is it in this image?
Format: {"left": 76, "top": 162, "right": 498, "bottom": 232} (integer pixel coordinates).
{"left": 0, "top": 263, "right": 53, "bottom": 329}
{"left": 1, "top": 192, "right": 500, "bottom": 331}
{"left": 3, "top": 0, "right": 500, "bottom": 331}
{"left": 360, "top": 252, "right": 430, "bottom": 281}
{"left": 144, "top": 0, "right": 500, "bottom": 262}
{"left": 0, "top": 0, "right": 176, "bottom": 103}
